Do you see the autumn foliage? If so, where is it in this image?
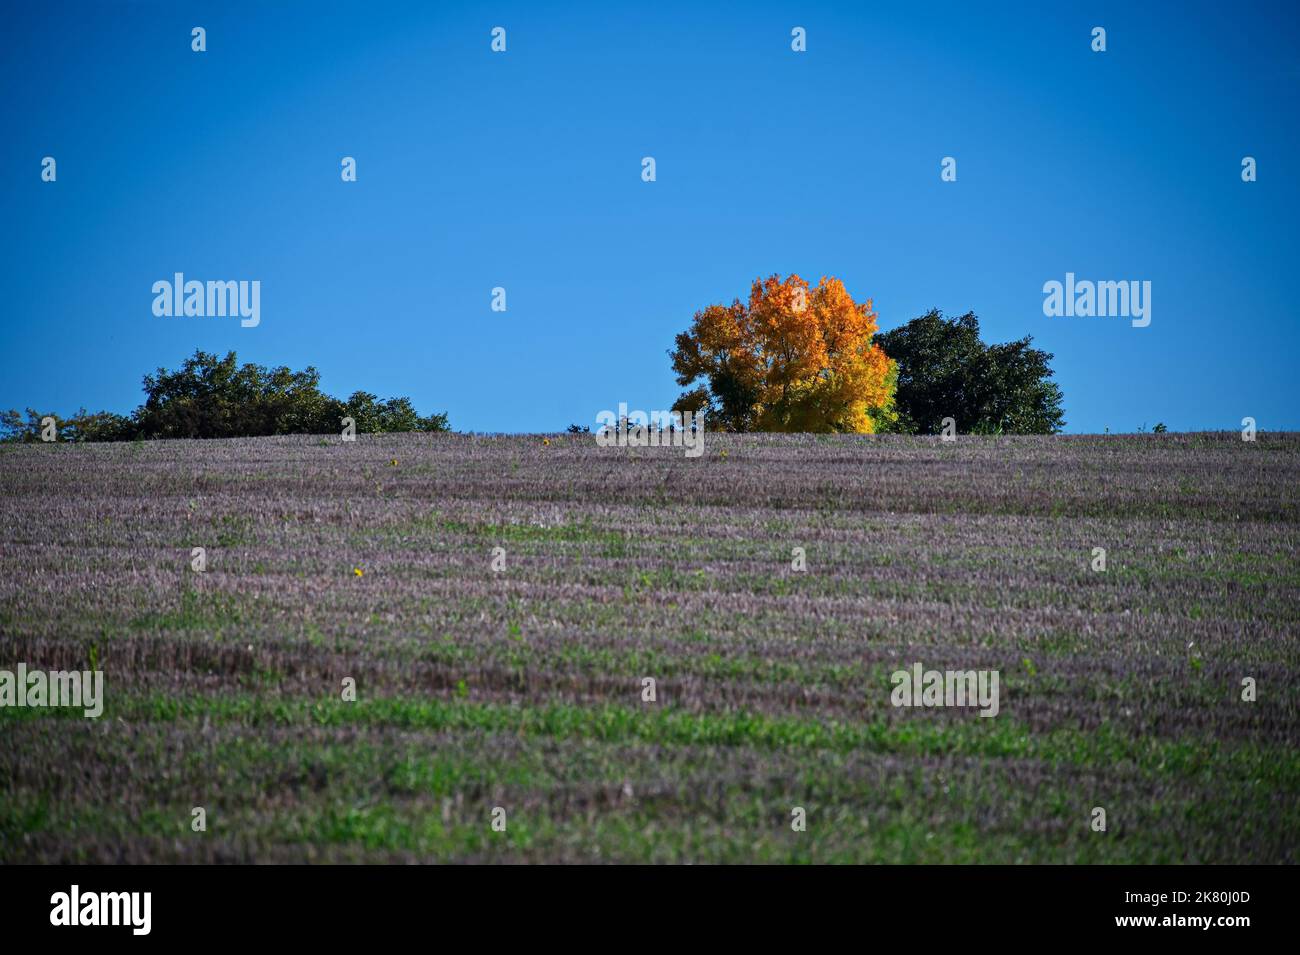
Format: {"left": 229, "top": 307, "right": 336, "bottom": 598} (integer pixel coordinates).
{"left": 670, "top": 275, "right": 896, "bottom": 432}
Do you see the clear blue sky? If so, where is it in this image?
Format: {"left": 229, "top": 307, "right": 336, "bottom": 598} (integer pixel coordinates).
{"left": 3, "top": 1, "right": 1297, "bottom": 433}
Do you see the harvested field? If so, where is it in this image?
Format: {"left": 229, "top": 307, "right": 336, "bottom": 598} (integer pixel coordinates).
{"left": 1, "top": 432, "right": 1297, "bottom": 863}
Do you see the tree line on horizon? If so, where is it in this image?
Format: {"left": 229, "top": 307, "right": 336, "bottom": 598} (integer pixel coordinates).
{"left": 1, "top": 350, "right": 449, "bottom": 443}
{"left": 4, "top": 274, "right": 1064, "bottom": 442}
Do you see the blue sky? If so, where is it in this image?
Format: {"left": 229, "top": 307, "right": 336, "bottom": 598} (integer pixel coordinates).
{"left": 2, "top": 0, "right": 1297, "bottom": 433}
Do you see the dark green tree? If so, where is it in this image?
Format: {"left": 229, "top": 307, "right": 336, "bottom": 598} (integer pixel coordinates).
{"left": 874, "top": 310, "right": 1065, "bottom": 434}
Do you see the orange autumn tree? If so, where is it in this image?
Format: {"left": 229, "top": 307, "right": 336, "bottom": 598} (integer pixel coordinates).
{"left": 670, "top": 275, "right": 897, "bottom": 432}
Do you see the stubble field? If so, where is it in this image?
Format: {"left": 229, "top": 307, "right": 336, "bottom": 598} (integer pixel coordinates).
{"left": 1, "top": 431, "right": 1297, "bottom": 863}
